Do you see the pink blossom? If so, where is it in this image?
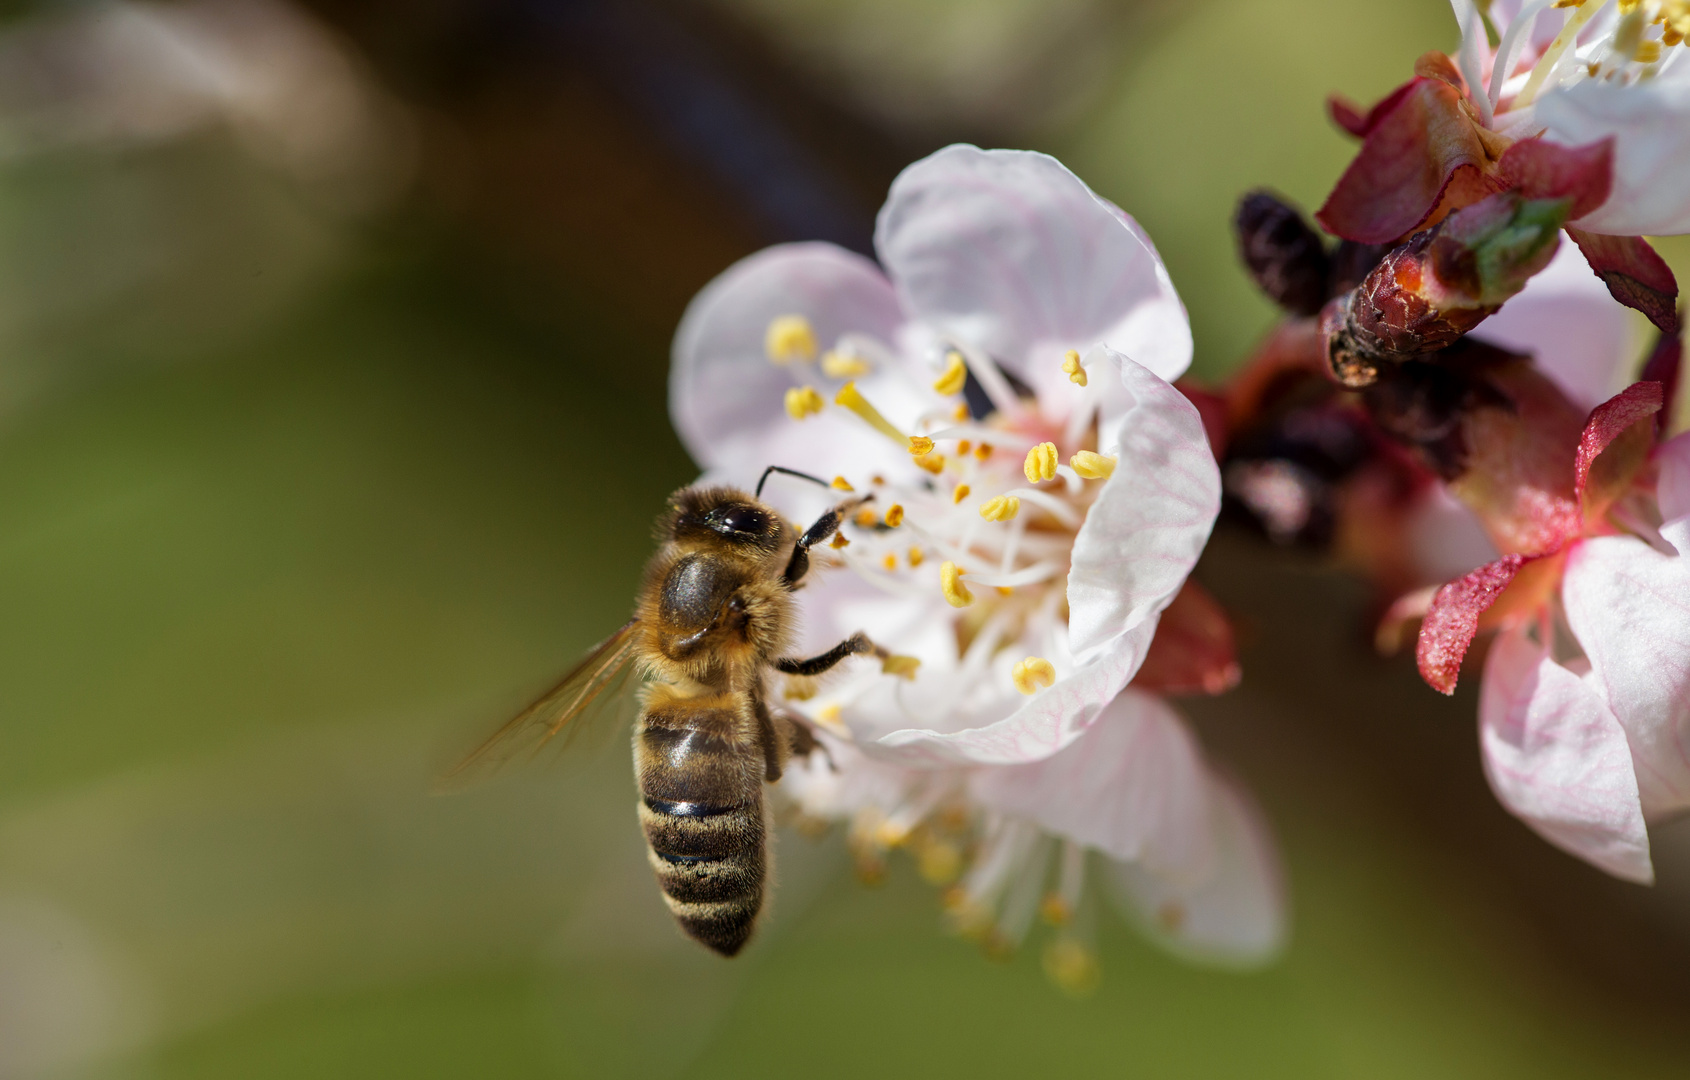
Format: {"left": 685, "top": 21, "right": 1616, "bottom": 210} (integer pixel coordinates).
{"left": 671, "top": 145, "right": 1285, "bottom": 972}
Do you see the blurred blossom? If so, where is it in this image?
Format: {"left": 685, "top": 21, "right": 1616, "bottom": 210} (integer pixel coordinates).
{"left": 0, "top": 0, "right": 413, "bottom": 214}
{"left": 673, "top": 145, "right": 1284, "bottom": 985}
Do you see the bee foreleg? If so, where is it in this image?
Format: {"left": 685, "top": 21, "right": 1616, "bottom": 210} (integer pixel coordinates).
{"left": 774, "top": 631, "right": 876, "bottom": 676}
{"left": 783, "top": 496, "right": 874, "bottom": 587}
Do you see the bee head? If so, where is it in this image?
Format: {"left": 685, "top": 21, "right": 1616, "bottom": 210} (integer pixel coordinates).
{"left": 664, "top": 487, "right": 784, "bottom": 552}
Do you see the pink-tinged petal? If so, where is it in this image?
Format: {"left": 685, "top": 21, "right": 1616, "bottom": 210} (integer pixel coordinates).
{"left": 1328, "top": 79, "right": 1421, "bottom": 139}
{"left": 1563, "top": 536, "right": 1690, "bottom": 821}
{"left": 1070, "top": 351, "right": 1221, "bottom": 657}
{"left": 1104, "top": 771, "right": 1288, "bottom": 966}
{"left": 874, "top": 144, "right": 1192, "bottom": 386}
{"left": 1657, "top": 431, "right": 1690, "bottom": 557}
{"left": 1537, "top": 73, "right": 1690, "bottom": 237}
{"left": 670, "top": 242, "right": 906, "bottom": 470}
{"left": 1565, "top": 229, "right": 1679, "bottom": 334}
{"left": 1316, "top": 57, "right": 1507, "bottom": 244}
{"left": 1497, "top": 136, "right": 1612, "bottom": 220}
{"left": 863, "top": 353, "right": 1218, "bottom": 767}
{"left": 1471, "top": 239, "right": 1639, "bottom": 410}
{"left": 1417, "top": 553, "right": 1529, "bottom": 694}
{"left": 968, "top": 690, "right": 1214, "bottom": 878}
{"left": 1478, "top": 624, "right": 1653, "bottom": 883}
{"left": 1573, "top": 381, "right": 1662, "bottom": 520}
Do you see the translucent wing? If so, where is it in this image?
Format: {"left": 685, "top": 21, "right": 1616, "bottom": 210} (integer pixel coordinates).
{"left": 443, "top": 619, "right": 643, "bottom": 786}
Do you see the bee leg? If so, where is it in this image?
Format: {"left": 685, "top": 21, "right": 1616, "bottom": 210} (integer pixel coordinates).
{"left": 783, "top": 495, "right": 874, "bottom": 587}
{"left": 774, "top": 631, "right": 877, "bottom": 676}
{"left": 753, "top": 695, "right": 789, "bottom": 783}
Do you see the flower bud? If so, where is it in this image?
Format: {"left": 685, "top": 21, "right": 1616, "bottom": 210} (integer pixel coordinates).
{"left": 1319, "top": 192, "right": 1571, "bottom": 387}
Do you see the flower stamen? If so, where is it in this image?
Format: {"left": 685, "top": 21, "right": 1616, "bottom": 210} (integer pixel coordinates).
{"left": 784, "top": 385, "right": 825, "bottom": 420}
{"left": 1061, "top": 349, "right": 1087, "bottom": 386}
{"left": 765, "top": 315, "right": 818, "bottom": 364}
{"left": 953, "top": 483, "right": 972, "bottom": 504}
{"left": 885, "top": 503, "right": 905, "bottom": 526}
{"left": 979, "top": 495, "right": 1021, "bottom": 521}
{"left": 1070, "top": 451, "right": 1118, "bottom": 479}
{"left": 940, "top": 561, "right": 974, "bottom": 607}
{"left": 909, "top": 435, "right": 936, "bottom": 457}
{"left": 1011, "top": 656, "right": 1056, "bottom": 694}
{"left": 933, "top": 351, "right": 969, "bottom": 396}
{"left": 1024, "top": 442, "right": 1058, "bottom": 483}
{"left": 835, "top": 381, "right": 907, "bottom": 445}
{"left": 821, "top": 350, "right": 870, "bottom": 378}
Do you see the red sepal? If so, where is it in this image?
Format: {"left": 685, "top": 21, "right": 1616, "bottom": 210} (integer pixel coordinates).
{"left": 1497, "top": 137, "right": 1613, "bottom": 220}
{"left": 1416, "top": 554, "right": 1529, "bottom": 695}
{"left": 1575, "top": 381, "right": 1663, "bottom": 520}
{"left": 1134, "top": 580, "right": 1240, "bottom": 696}
{"left": 1640, "top": 326, "right": 1682, "bottom": 435}
{"left": 1566, "top": 230, "right": 1680, "bottom": 333}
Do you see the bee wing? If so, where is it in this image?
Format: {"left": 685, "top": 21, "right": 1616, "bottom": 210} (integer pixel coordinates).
{"left": 442, "top": 619, "right": 644, "bottom": 788}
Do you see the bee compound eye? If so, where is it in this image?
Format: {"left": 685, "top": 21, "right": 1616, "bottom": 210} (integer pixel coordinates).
{"left": 718, "top": 506, "right": 771, "bottom": 536}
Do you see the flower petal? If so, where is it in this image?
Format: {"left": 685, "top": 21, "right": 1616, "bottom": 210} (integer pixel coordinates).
{"left": 874, "top": 144, "right": 1191, "bottom": 389}
{"left": 1470, "top": 239, "right": 1640, "bottom": 410}
{"left": 862, "top": 353, "right": 1218, "bottom": 766}
{"left": 1103, "top": 771, "right": 1288, "bottom": 966}
{"left": 670, "top": 241, "right": 906, "bottom": 471}
{"left": 1477, "top": 623, "right": 1653, "bottom": 882}
{"left": 1069, "top": 351, "right": 1222, "bottom": 658}
{"left": 1536, "top": 72, "right": 1690, "bottom": 237}
{"left": 1573, "top": 380, "right": 1663, "bottom": 522}
{"left": 1657, "top": 430, "right": 1690, "bottom": 557}
{"left": 1563, "top": 535, "right": 1690, "bottom": 822}
{"left": 967, "top": 690, "right": 1215, "bottom": 879}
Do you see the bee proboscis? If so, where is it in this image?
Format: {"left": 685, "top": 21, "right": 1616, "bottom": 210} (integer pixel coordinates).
{"left": 450, "top": 466, "right": 885, "bottom": 956}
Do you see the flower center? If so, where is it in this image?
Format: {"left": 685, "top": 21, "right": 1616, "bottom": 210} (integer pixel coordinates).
{"left": 1506, "top": 0, "right": 1688, "bottom": 112}
{"left": 763, "top": 314, "right": 1118, "bottom": 704}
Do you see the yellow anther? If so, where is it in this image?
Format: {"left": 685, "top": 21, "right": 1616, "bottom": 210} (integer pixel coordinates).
{"left": 871, "top": 474, "right": 886, "bottom": 486}
{"left": 975, "top": 442, "right": 993, "bottom": 460}
{"left": 933, "top": 351, "right": 968, "bottom": 395}
{"left": 1039, "top": 893, "right": 1073, "bottom": 926}
{"left": 874, "top": 820, "right": 910, "bottom": 848}
{"left": 881, "top": 654, "right": 921, "bottom": 679}
{"left": 915, "top": 453, "right": 946, "bottom": 475}
{"left": 1042, "top": 938, "right": 1101, "bottom": 998}
{"left": 1061, "top": 349, "right": 1087, "bottom": 386}
{"left": 885, "top": 504, "right": 905, "bottom": 527}
{"left": 834, "top": 381, "right": 907, "bottom": 445}
{"left": 995, "top": 586, "right": 1014, "bottom": 596}
{"left": 765, "top": 314, "right": 817, "bottom": 364}
{"left": 908, "top": 435, "right": 936, "bottom": 458}
{"left": 940, "top": 561, "right": 974, "bottom": 607}
{"left": 1637, "top": 39, "right": 1662, "bottom": 61}
{"left": 831, "top": 476, "right": 855, "bottom": 491}
{"left": 957, "top": 439, "right": 972, "bottom": 455}
{"left": 854, "top": 507, "right": 879, "bottom": 528}
{"left": 1024, "top": 441, "right": 1058, "bottom": 483}
{"left": 829, "top": 532, "right": 850, "bottom": 549}
{"left": 952, "top": 484, "right": 972, "bottom": 505}
{"left": 1070, "top": 450, "right": 1118, "bottom": 480}
{"left": 1011, "top": 656, "right": 1056, "bottom": 694}
{"left": 916, "top": 839, "right": 963, "bottom": 885}
{"left": 953, "top": 403, "right": 970, "bottom": 421}
{"left": 907, "top": 546, "right": 925, "bottom": 567}
{"left": 784, "top": 385, "right": 825, "bottom": 420}
{"left": 979, "top": 495, "right": 1021, "bottom": 522}
{"left": 815, "top": 702, "right": 845, "bottom": 731}
{"left": 882, "top": 552, "right": 898, "bottom": 571}
{"left": 821, "top": 350, "right": 870, "bottom": 378}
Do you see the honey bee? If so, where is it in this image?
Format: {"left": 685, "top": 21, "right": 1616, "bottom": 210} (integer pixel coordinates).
{"left": 451, "top": 467, "right": 884, "bottom": 956}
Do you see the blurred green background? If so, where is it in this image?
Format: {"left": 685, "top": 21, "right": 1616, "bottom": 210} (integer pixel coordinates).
{"left": 1, "top": 0, "right": 1689, "bottom": 1076}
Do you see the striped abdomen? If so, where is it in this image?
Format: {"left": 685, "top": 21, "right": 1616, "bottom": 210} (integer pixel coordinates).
{"left": 634, "top": 688, "right": 766, "bottom": 956}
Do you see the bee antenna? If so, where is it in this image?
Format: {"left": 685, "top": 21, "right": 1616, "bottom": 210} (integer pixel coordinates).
{"left": 755, "top": 465, "right": 833, "bottom": 499}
